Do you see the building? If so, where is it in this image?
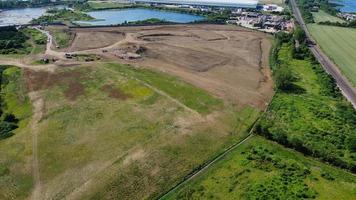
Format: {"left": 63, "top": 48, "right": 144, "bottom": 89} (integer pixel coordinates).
{"left": 262, "top": 4, "right": 284, "bottom": 12}
{"left": 134, "top": 0, "right": 259, "bottom": 8}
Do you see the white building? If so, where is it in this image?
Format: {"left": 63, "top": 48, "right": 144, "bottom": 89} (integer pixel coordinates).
{"left": 134, "top": 0, "right": 259, "bottom": 8}
{"left": 262, "top": 4, "right": 284, "bottom": 12}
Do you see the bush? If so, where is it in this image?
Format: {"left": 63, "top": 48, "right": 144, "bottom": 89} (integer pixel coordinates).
{"left": 274, "top": 66, "right": 294, "bottom": 91}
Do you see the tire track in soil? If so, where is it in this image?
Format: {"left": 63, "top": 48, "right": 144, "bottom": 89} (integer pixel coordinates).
{"left": 29, "top": 91, "right": 44, "bottom": 200}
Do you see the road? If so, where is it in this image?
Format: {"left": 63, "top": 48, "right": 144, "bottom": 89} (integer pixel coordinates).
{"left": 290, "top": 0, "right": 356, "bottom": 108}
{"left": 33, "top": 26, "right": 66, "bottom": 59}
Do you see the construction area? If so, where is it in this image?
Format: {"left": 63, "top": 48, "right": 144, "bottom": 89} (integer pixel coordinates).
{"left": 0, "top": 24, "right": 274, "bottom": 200}
{"left": 50, "top": 24, "right": 274, "bottom": 109}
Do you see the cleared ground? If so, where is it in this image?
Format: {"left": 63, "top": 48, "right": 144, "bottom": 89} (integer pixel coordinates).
{"left": 0, "top": 25, "right": 275, "bottom": 199}
{"left": 68, "top": 25, "right": 274, "bottom": 109}
{"left": 308, "top": 24, "right": 356, "bottom": 86}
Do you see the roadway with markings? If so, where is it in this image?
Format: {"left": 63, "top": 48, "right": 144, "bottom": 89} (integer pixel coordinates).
{"left": 290, "top": 0, "right": 356, "bottom": 108}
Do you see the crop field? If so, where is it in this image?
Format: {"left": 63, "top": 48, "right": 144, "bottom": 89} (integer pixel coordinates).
{"left": 308, "top": 24, "right": 356, "bottom": 85}
{"left": 312, "top": 10, "right": 345, "bottom": 23}
{"left": 165, "top": 136, "right": 356, "bottom": 200}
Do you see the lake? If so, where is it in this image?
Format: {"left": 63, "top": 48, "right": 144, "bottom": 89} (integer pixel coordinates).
{"left": 0, "top": 6, "right": 65, "bottom": 27}
{"left": 331, "top": 0, "right": 356, "bottom": 13}
{"left": 75, "top": 8, "right": 205, "bottom": 26}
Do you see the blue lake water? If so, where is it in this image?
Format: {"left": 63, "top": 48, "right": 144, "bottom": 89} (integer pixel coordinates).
{"left": 331, "top": 0, "right": 356, "bottom": 13}
{"left": 0, "top": 6, "right": 65, "bottom": 27}
{"left": 76, "top": 8, "right": 205, "bottom": 25}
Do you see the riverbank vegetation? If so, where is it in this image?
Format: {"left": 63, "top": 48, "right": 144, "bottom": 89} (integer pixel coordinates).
{"left": 31, "top": 8, "right": 93, "bottom": 24}
{"left": 164, "top": 136, "right": 356, "bottom": 200}
{"left": 0, "top": 0, "right": 63, "bottom": 9}
{"left": 256, "top": 29, "right": 356, "bottom": 172}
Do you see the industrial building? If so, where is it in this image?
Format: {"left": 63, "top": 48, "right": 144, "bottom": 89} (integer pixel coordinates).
{"left": 134, "top": 0, "right": 259, "bottom": 8}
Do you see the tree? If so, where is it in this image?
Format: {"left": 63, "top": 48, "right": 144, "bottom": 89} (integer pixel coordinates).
{"left": 293, "top": 27, "right": 306, "bottom": 44}
{"left": 347, "top": 135, "right": 356, "bottom": 153}
{"left": 274, "top": 66, "right": 294, "bottom": 91}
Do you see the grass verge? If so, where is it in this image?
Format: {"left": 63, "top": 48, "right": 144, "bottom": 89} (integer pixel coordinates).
{"left": 164, "top": 136, "right": 356, "bottom": 200}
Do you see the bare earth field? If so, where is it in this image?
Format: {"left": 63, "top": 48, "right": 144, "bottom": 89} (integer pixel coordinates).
{"left": 69, "top": 24, "right": 274, "bottom": 109}
{"left": 0, "top": 25, "right": 274, "bottom": 200}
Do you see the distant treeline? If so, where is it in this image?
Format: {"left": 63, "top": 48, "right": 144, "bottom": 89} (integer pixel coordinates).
{"left": 0, "top": 0, "right": 86, "bottom": 9}
{"left": 318, "top": 20, "right": 356, "bottom": 28}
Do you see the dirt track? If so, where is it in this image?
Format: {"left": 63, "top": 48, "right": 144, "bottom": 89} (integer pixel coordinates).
{"left": 67, "top": 24, "right": 274, "bottom": 110}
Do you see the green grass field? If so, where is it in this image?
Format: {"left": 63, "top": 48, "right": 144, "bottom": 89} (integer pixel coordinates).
{"left": 257, "top": 36, "right": 356, "bottom": 172}
{"left": 46, "top": 27, "right": 74, "bottom": 49}
{"left": 0, "top": 63, "right": 261, "bottom": 199}
{"left": 312, "top": 10, "right": 345, "bottom": 23}
{"left": 259, "top": 0, "right": 285, "bottom": 6}
{"left": 165, "top": 136, "right": 356, "bottom": 200}
{"left": 308, "top": 24, "right": 356, "bottom": 85}
{"left": 0, "top": 67, "right": 33, "bottom": 200}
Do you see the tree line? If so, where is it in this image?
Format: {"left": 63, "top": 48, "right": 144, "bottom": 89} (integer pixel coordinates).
{"left": 256, "top": 27, "right": 356, "bottom": 173}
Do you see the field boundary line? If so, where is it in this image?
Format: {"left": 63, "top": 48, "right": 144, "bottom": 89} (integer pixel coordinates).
{"left": 156, "top": 122, "right": 257, "bottom": 199}
{"left": 156, "top": 87, "right": 276, "bottom": 199}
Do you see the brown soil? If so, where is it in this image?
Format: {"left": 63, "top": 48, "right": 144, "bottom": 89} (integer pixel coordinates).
{"left": 65, "top": 82, "right": 85, "bottom": 101}
{"left": 102, "top": 84, "right": 131, "bottom": 100}
{"left": 24, "top": 69, "right": 87, "bottom": 100}
{"left": 69, "top": 31, "right": 125, "bottom": 51}
{"left": 69, "top": 25, "right": 274, "bottom": 110}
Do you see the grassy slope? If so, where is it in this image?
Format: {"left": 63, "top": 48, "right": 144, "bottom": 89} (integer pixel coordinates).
{"left": 23, "top": 64, "right": 261, "bottom": 199}
{"left": 23, "top": 28, "right": 47, "bottom": 55}
{"left": 308, "top": 24, "right": 356, "bottom": 85}
{"left": 165, "top": 136, "right": 356, "bottom": 200}
{"left": 46, "top": 27, "right": 74, "bottom": 49}
{"left": 105, "top": 63, "right": 223, "bottom": 114}
{"left": 0, "top": 67, "right": 33, "bottom": 200}
{"left": 312, "top": 10, "right": 345, "bottom": 23}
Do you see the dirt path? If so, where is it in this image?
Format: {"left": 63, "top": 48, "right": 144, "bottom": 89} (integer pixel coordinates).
{"left": 0, "top": 58, "right": 50, "bottom": 200}
{"left": 28, "top": 91, "right": 44, "bottom": 200}
{"left": 0, "top": 59, "right": 57, "bottom": 72}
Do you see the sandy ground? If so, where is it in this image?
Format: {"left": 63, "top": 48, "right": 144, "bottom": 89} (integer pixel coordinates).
{"left": 68, "top": 24, "right": 274, "bottom": 110}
